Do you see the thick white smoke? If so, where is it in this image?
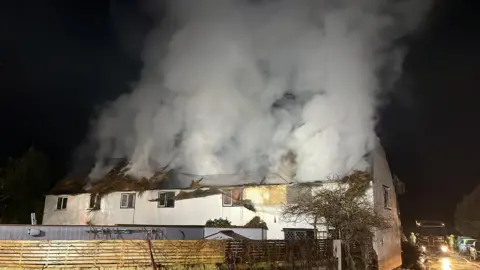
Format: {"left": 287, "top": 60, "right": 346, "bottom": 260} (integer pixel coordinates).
{"left": 90, "top": 0, "right": 430, "bottom": 182}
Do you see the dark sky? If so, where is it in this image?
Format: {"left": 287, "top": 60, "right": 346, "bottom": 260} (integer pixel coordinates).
{"left": 380, "top": 0, "right": 480, "bottom": 229}
{"left": 1, "top": 0, "right": 479, "bottom": 228}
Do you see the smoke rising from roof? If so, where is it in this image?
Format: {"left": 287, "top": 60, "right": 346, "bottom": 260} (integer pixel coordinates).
{"left": 89, "top": 0, "right": 431, "bottom": 182}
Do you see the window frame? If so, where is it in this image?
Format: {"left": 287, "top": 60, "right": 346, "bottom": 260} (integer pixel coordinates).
{"left": 382, "top": 185, "right": 391, "bottom": 209}
{"left": 88, "top": 193, "right": 101, "bottom": 210}
{"left": 157, "top": 191, "right": 176, "bottom": 208}
{"left": 222, "top": 190, "right": 233, "bottom": 206}
{"left": 120, "top": 193, "right": 136, "bottom": 209}
{"left": 56, "top": 196, "right": 68, "bottom": 211}
{"left": 222, "top": 188, "right": 243, "bottom": 207}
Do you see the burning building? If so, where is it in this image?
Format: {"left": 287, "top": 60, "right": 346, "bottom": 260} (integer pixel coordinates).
{"left": 42, "top": 0, "right": 432, "bottom": 269}
{"left": 44, "top": 139, "right": 403, "bottom": 268}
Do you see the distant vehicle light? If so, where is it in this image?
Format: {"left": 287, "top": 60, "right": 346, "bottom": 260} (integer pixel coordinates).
{"left": 441, "top": 245, "right": 448, "bottom": 253}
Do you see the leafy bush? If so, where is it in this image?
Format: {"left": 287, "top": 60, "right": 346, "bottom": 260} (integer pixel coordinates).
{"left": 245, "top": 216, "right": 268, "bottom": 229}
{"left": 205, "top": 218, "right": 232, "bottom": 227}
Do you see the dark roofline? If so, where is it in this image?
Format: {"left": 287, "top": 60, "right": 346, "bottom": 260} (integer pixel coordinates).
{"left": 115, "top": 224, "right": 265, "bottom": 229}
{"left": 50, "top": 165, "right": 374, "bottom": 196}
{"left": 116, "top": 224, "right": 206, "bottom": 228}
{"left": 47, "top": 176, "right": 376, "bottom": 196}
{"left": 0, "top": 224, "right": 187, "bottom": 228}
{"left": 47, "top": 181, "right": 340, "bottom": 196}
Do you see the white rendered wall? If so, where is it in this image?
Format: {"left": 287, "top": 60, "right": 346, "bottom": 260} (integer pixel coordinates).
{"left": 43, "top": 189, "right": 319, "bottom": 239}
{"left": 371, "top": 142, "right": 402, "bottom": 270}
{"left": 43, "top": 194, "right": 91, "bottom": 225}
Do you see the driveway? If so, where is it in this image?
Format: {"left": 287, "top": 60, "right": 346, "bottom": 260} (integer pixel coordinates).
{"left": 425, "top": 254, "right": 480, "bottom": 269}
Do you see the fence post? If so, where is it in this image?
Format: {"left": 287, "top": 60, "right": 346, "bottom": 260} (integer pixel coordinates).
{"left": 146, "top": 240, "right": 158, "bottom": 270}
{"left": 333, "top": 239, "right": 342, "bottom": 270}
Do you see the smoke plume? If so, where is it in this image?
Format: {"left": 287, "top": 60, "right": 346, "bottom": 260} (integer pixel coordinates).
{"left": 90, "top": 0, "right": 431, "bottom": 182}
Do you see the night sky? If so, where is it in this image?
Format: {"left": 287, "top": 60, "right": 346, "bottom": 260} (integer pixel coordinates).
{"left": 1, "top": 0, "right": 479, "bottom": 229}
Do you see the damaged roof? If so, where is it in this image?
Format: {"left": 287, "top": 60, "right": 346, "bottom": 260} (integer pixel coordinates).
{"left": 49, "top": 161, "right": 170, "bottom": 195}
{"left": 49, "top": 168, "right": 372, "bottom": 196}
{"left": 50, "top": 144, "right": 376, "bottom": 196}
{"left": 173, "top": 187, "right": 223, "bottom": 201}
{"left": 49, "top": 162, "right": 292, "bottom": 195}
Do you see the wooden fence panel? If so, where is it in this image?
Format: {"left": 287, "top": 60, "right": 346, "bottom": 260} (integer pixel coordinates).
{"left": 0, "top": 239, "right": 333, "bottom": 269}
{"left": 0, "top": 240, "right": 225, "bottom": 268}
{"left": 225, "top": 240, "right": 334, "bottom": 268}
{"left": 151, "top": 240, "right": 226, "bottom": 265}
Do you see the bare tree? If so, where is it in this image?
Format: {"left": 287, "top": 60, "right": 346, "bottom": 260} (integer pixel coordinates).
{"left": 282, "top": 171, "right": 391, "bottom": 270}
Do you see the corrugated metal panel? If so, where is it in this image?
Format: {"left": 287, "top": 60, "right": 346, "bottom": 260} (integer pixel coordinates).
{"left": 0, "top": 225, "right": 203, "bottom": 240}
{"left": 164, "top": 227, "right": 204, "bottom": 240}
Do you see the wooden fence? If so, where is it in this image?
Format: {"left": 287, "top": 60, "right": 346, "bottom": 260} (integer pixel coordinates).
{"left": 0, "top": 239, "right": 334, "bottom": 269}
{"left": 225, "top": 240, "right": 334, "bottom": 268}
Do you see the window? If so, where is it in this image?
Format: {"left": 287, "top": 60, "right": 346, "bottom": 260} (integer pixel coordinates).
{"left": 222, "top": 188, "right": 243, "bottom": 207}
{"left": 157, "top": 192, "right": 175, "bottom": 208}
{"left": 89, "top": 193, "right": 101, "bottom": 209}
{"left": 283, "top": 229, "right": 315, "bottom": 240}
{"left": 120, "top": 193, "right": 135, "bottom": 209}
{"left": 56, "top": 197, "right": 68, "bottom": 210}
{"left": 383, "top": 185, "right": 390, "bottom": 209}
{"left": 222, "top": 190, "right": 233, "bottom": 206}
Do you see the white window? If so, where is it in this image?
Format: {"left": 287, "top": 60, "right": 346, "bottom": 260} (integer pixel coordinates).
{"left": 383, "top": 185, "right": 390, "bottom": 209}
{"left": 56, "top": 197, "right": 68, "bottom": 210}
{"left": 120, "top": 193, "right": 135, "bottom": 209}
{"left": 222, "top": 188, "right": 243, "bottom": 207}
{"left": 88, "top": 193, "right": 101, "bottom": 209}
{"left": 222, "top": 190, "right": 233, "bottom": 206}
{"left": 157, "top": 191, "right": 175, "bottom": 208}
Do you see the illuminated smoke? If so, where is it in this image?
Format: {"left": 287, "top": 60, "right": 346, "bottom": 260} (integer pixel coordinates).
{"left": 90, "top": 0, "right": 431, "bottom": 182}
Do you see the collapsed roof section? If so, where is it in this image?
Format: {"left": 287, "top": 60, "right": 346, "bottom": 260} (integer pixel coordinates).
{"left": 49, "top": 163, "right": 294, "bottom": 195}
{"left": 50, "top": 139, "right": 386, "bottom": 195}
{"left": 50, "top": 167, "right": 371, "bottom": 198}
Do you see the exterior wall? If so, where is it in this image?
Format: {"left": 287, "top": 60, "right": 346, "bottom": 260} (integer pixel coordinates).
{"left": 43, "top": 141, "right": 399, "bottom": 252}
{"left": 0, "top": 225, "right": 269, "bottom": 241}
{"left": 372, "top": 142, "right": 402, "bottom": 270}
{"left": 0, "top": 225, "right": 203, "bottom": 240}
{"left": 43, "top": 188, "right": 316, "bottom": 239}
{"left": 163, "top": 226, "right": 205, "bottom": 239}
{"left": 43, "top": 193, "right": 92, "bottom": 225}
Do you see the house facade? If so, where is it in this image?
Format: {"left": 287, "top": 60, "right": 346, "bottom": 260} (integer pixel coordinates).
{"left": 42, "top": 140, "right": 402, "bottom": 269}
{"left": 370, "top": 143, "right": 402, "bottom": 270}
{"left": 43, "top": 184, "right": 317, "bottom": 239}
{"left": 0, "top": 224, "right": 266, "bottom": 241}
